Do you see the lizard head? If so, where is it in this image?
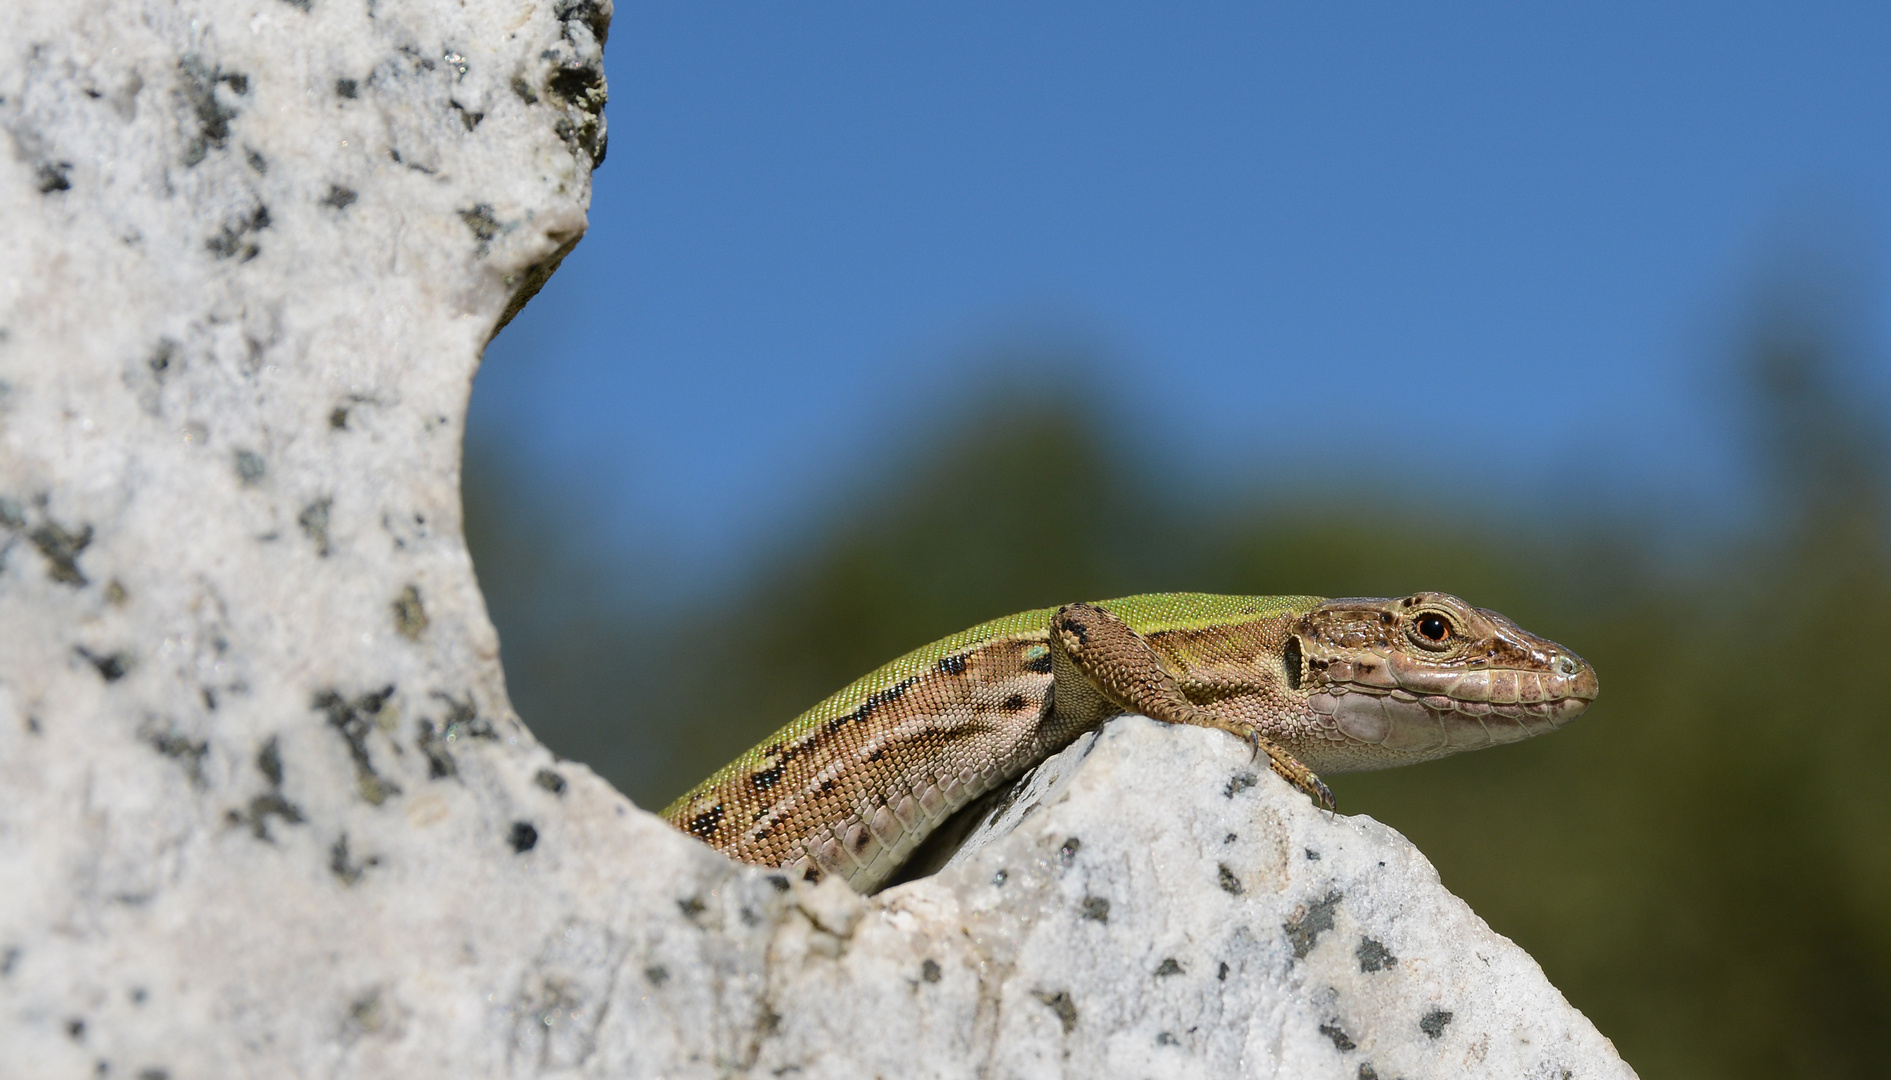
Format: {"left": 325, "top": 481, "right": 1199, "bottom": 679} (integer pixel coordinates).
{"left": 1288, "top": 592, "right": 1597, "bottom": 767}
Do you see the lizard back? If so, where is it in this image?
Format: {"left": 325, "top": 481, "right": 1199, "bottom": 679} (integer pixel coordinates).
{"left": 660, "top": 594, "right": 1323, "bottom": 889}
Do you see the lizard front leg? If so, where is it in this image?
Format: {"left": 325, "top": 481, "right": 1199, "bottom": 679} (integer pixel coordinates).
{"left": 1048, "top": 602, "right": 1336, "bottom": 811}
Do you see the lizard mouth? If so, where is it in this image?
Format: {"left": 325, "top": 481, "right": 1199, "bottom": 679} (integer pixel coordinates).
{"left": 1308, "top": 661, "right": 1598, "bottom": 754}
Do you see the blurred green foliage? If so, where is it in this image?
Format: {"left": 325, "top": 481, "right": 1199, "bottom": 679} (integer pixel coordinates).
{"left": 465, "top": 308, "right": 1889, "bottom": 1079}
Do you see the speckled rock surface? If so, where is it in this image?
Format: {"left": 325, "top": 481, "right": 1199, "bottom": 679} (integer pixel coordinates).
{"left": 873, "top": 717, "right": 1636, "bottom": 1079}
{"left": 0, "top": 2, "right": 1635, "bottom": 1077}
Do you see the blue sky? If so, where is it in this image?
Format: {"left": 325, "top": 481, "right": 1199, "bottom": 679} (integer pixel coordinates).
{"left": 472, "top": 3, "right": 1891, "bottom": 592}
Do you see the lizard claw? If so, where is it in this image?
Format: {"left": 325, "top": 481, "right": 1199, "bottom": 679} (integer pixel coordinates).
{"left": 1248, "top": 729, "right": 1335, "bottom": 814}
{"left": 1308, "top": 775, "right": 1336, "bottom": 815}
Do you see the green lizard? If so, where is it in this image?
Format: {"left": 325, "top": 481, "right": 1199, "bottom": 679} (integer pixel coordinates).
{"left": 662, "top": 592, "right": 1597, "bottom": 892}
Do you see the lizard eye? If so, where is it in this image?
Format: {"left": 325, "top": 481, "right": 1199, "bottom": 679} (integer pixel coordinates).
{"left": 1414, "top": 613, "right": 1452, "bottom": 643}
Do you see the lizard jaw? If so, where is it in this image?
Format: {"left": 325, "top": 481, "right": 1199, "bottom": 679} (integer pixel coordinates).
{"left": 1306, "top": 682, "right": 1591, "bottom": 757}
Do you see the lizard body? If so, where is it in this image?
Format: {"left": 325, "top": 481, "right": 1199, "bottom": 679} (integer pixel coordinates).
{"left": 662, "top": 592, "right": 1597, "bottom": 892}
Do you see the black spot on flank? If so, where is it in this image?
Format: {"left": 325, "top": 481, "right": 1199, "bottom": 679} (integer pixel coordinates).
{"left": 865, "top": 747, "right": 885, "bottom": 762}
{"left": 1319, "top": 1022, "right": 1357, "bottom": 1051}
{"left": 1003, "top": 693, "right": 1028, "bottom": 712}
{"left": 827, "top": 675, "right": 920, "bottom": 732}
{"left": 1024, "top": 651, "right": 1053, "bottom": 673}
{"left": 750, "top": 762, "right": 787, "bottom": 791}
{"left": 508, "top": 821, "right": 538, "bottom": 853}
{"left": 1057, "top": 614, "right": 1089, "bottom": 644}
{"left": 1419, "top": 1008, "right": 1453, "bottom": 1039}
{"left": 937, "top": 653, "right": 968, "bottom": 675}
{"left": 819, "top": 778, "right": 836, "bottom": 791}
{"left": 855, "top": 676, "right": 919, "bottom": 723}
{"left": 686, "top": 804, "right": 724, "bottom": 838}
{"left": 336, "top": 77, "right": 358, "bottom": 98}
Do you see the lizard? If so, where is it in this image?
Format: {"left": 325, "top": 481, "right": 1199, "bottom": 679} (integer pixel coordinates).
{"left": 661, "top": 592, "right": 1597, "bottom": 893}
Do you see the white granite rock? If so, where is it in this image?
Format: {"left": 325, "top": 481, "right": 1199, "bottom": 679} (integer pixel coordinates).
{"left": 0, "top": 2, "right": 1635, "bottom": 1077}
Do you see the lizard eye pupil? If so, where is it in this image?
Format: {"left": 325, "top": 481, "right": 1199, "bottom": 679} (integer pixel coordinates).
{"left": 1416, "top": 614, "right": 1450, "bottom": 641}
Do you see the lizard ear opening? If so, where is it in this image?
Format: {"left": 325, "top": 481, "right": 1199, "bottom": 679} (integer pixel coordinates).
{"left": 1283, "top": 635, "right": 1303, "bottom": 691}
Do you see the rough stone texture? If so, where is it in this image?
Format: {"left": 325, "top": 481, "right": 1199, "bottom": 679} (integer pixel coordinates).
{"left": 0, "top": 2, "right": 1635, "bottom": 1077}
